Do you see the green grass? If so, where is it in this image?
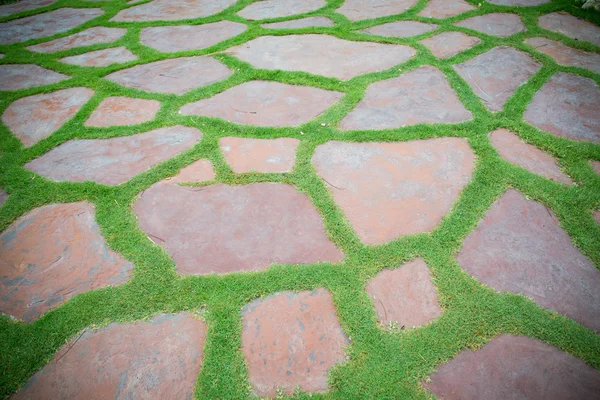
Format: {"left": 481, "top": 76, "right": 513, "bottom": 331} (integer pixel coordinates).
{"left": 1, "top": 0, "right": 600, "bottom": 398}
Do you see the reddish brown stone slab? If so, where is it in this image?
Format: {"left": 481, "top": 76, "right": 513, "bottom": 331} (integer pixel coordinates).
{"left": 592, "top": 161, "right": 600, "bottom": 175}
{"left": 179, "top": 81, "right": 342, "bottom": 127}
{"left": 105, "top": 56, "right": 231, "bottom": 94}
{"left": 238, "top": 0, "right": 325, "bottom": 19}
{"left": 339, "top": 66, "right": 472, "bottom": 130}
{"left": 337, "top": 0, "right": 417, "bottom": 21}
{"left": 262, "top": 17, "right": 334, "bottom": 29}
{"left": 241, "top": 289, "right": 348, "bottom": 397}
{"left": 0, "top": 202, "right": 132, "bottom": 322}
{"left": 456, "top": 13, "right": 526, "bottom": 37}
{"left": 0, "top": 64, "right": 68, "bottom": 91}
{"left": 421, "top": 31, "right": 480, "bottom": 58}
{"left": 60, "top": 47, "right": 138, "bottom": 67}
{"left": 170, "top": 159, "right": 215, "bottom": 183}
{"left": 0, "top": 189, "right": 7, "bottom": 207}
{"left": 454, "top": 46, "right": 540, "bottom": 112}
{"left": 3, "top": 87, "right": 94, "bottom": 147}
{"left": 112, "top": 0, "right": 235, "bottom": 21}
{"left": 419, "top": 0, "right": 475, "bottom": 19}
{"left": 26, "top": 27, "right": 126, "bottom": 53}
{"left": 0, "top": 0, "right": 56, "bottom": 17}
{"left": 312, "top": 138, "right": 475, "bottom": 244}
{"left": 12, "top": 313, "right": 206, "bottom": 398}
{"left": 85, "top": 96, "right": 160, "bottom": 127}
{"left": 134, "top": 182, "right": 343, "bottom": 275}
{"left": 425, "top": 335, "right": 600, "bottom": 400}
{"left": 525, "top": 37, "right": 600, "bottom": 74}
{"left": 539, "top": 12, "right": 600, "bottom": 47}
{"left": 524, "top": 72, "right": 600, "bottom": 144}
{"left": 220, "top": 137, "right": 300, "bottom": 173}
{"left": 229, "top": 34, "right": 416, "bottom": 80}
{"left": 25, "top": 126, "right": 201, "bottom": 185}
{"left": 488, "top": 0, "right": 549, "bottom": 4}
{"left": 593, "top": 211, "right": 600, "bottom": 225}
{"left": 0, "top": 8, "right": 104, "bottom": 45}
{"left": 361, "top": 21, "right": 438, "bottom": 38}
{"left": 457, "top": 189, "right": 600, "bottom": 331}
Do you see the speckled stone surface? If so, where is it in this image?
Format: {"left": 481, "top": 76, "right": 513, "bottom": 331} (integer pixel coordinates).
{"left": 419, "top": 0, "right": 475, "bottom": 18}
{"left": 526, "top": 37, "right": 600, "bottom": 74}
{"left": 0, "top": 64, "right": 68, "bottom": 91}
{"left": 337, "top": 0, "right": 417, "bottom": 21}
{"left": 112, "top": 0, "right": 235, "bottom": 21}
{"left": 456, "top": 13, "right": 526, "bottom": 37}
{"left": 421, "top": 31, "right": 480, "bottom": 58}
{"left": 262, "top": 17, "right": 334, "bottom": 29}
{"left": 361, "top": 21, "right": 438, "bottom": 38}
{"left": 220, "top": 137, "right": 300, "bottom": 173}
{"left": 539, "top": 11, "right": 600, "bottom": 46}
{"left": 0, "top": 0, "right": 56, "bottom": 18}
{"left": 27, "top": 27, "right": 126, "bottom": 53}
{"left": 238, "top": 0, "right": 326, "bottom": 20}
{"left": 60, "top": 47, "right": 138, "bottom": 67}
{"left": 85, "top": 96, "right": 160, "bottom": 127}
{"left": 140, "top": 21, "right": 247, "bottom": 52}
{"left": 169, "top": 159, "right": 215, "bottom": 183}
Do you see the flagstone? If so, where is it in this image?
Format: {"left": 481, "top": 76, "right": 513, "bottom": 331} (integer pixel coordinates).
{"left": 0, "top": 189, "right": 7, "bottom": 207}
{"left": 85, "top": 96, "right": 160, "bottom": 127}
{"left": 419, "top": 0, "right": 475, "bottom": 19}
{"left": 361, "top": 21, "right": 438, "bottom": 38}
{"left": 0, "top": 64, "right": 68, "bottom": 91}
{"left": 488, "top": 0, "right": 549, "bottom": 4}
{"left": 456, "top": 13, "right": 526, "bottom": 37}
{"left": 421, "top": 31, "right": 480, "bottom": 58}
{"left": 262, "top": 16, "right": 334, "bottom": 29}
{"left": 60, "top": 47, "right": 138, "bottom": 67}
{"left": 0, "top": 0, "right": 56, "bottom": 18}
{"left": 238, "top": 0, "right": 325, "bottom": 20}
{"left": 337, "top": 0, "right": 417, "bottom": 21}
{"left": 525, "top": 37, "right": 600, "bottom": 74}
{"left": 220, "top": 137, "right": 300, "bottom": 173}
{"left": 170, "top": 159, "right": 215, "bottom": 183}
{"left": 593, "top": 161, "right": 600, "bottom": 175}
{"left": 27, "top": 27, "right": 126, "bottom": 53}
{"left": 539, "top": 11, "right": 600, "bottom": 46}
{"left": 112, "top": 0, "right": 235, "bottom": 22}
{"left": 594, "top": 211, "right": 600, "bottom": 224}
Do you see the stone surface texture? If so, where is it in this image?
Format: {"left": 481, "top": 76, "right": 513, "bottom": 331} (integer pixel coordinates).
{"left": 262, "top": 17, "right": 334, "bottom": 29}
{"left": 0, "top": 189, "right": 7, "bottom": 207}
{"left": 238, "top": 0, "right": 325, "bottom": 19}
{"left": 0, "top": 64, "right": 68, "bottom": 91}
{"left": 337, "top": 0, "right": 417, "bottom": 21}
{"left": 0, "top": 0, "right": 55, "bottom": 18}
{"left": 456, "top": 13, "right": 526, "bottom": 37}
{"left": 593, "top": 161, "right": 600, "bottom": 175}
{"left": 220, "top": 137, "right": 300, "bottom": 173}
{"left": 85, "top": 96, "right": 161, "bottom": 127}
{"left": 594, "top": 211, "right": 600, "bottom": 225}
{"left": 525, "top": 37, "right": 600, "bottom": 74}
{"left": 539, "top": 11, "right": 600, "bottom": 46}
{"left": 60, "top": 47, "right": 138, "bottom": 67}
{"left": 170, "top": 160, "right": 215, "bottom": 183}
{"left": 112, "top": 0, "right": 235, "bottom": 21}
{"left": 421, "top": 31, "right": 480, "bottom": 58}
{"left": 140, "top": 21, "right": 247, "bottom": 52}
{"left": 26, "top": 27, "right": 126, "bottom": 53}
{"left": 488, "top": 0, "right": 549, "bottom": 4}
{"left": 361, "top": 21, "right": 438, "bottom": 38}
{"left": 419, "top": 0, "right": 475, "bottom": 18}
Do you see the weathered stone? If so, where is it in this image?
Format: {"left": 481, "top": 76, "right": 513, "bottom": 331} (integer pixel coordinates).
{"left": 180, "top": 81, "right": 342, "bottom": 127}
{"left": 140, "top": 21, "right": 247, "bottom": 53}
{"left": 0, "top": 8, "right": 104, "bottom": 45}
{"left": 241, "top": 289, "right": 347, "bottom": 397}
{"left": 0, "top": 64, "right": 68, "bottom": 91}
{"left": 229, "top": 34, "right": 416, "bottom": 80}
{"left": 60, "top": 47, "right": 138, "bottom": 67}
{"left": 112, "top": 0, "right": 235, "bottom": 22}
{"left": 337, "top": 0, "right": 417, "bottom": 21}
{"left": 0, "top": 0, "right": 56, "bottom": 17}
{"left": 454, "top": 46, "right": 540, "bottom": 112}
{"left": 525, "top": 37, "right": 600, "bottom": 74}
{"left": 456, "top": 13, "right": 526, "bottom": 37}
{"left": 312, "top": 138, "right": 475, "bottom": 244}
{"left": 220, "top": 137, "right": 300, "bottom": 173}
{"left": 419, "top": 0, "right": 475, "bottom": 18}
{"left": 361, "top": 21, "right": 438, "bottom": 38}
{"left": 524, "top": 73, "right": 600, "bottom": 144}
{"left": 539, "top": 12, "right": 600, "bottom": 46}
{"left": 340, "top": 66, "right": 472, "bottom": 130}
{"left": 238, "top": 0, "right": 325, "bottom": 19}
{"left": 27, "top": 27, "right": 126, "bottom": 53}
{"left": 25, "top": 126, "right": 201, "bottom": 185}
{"left": 0, "top": 189, "right": 7, "bottom": 207}
{"left": 488, "top": 0, "right": 549, "bottom": 4}
{"left": 425, "top": 335, "right": 600, "bottom": 399}
{"left": 421, "top": 31, "right": 480, "bottom": 58}
{"left": 0, "top": 202, "right": 132, "bottom": 322}
{"left": 457, "top": 189, "right": 600, "bottom": 332}
{"left": 594, "top": 211, "right": 600, "bottom": 225}
{"left": 262, "top": 16, "right": 334, "bottom": 29}
{"left": 85, "top": 96, "right": 160, "bottom": 127}
{"left": 3, "top": 87, "right": 94, "bottom": 147}
{"left": 170, "top": 159, "right": 215, "bottom": 183}
{"left": 105, "top": 56, "right": 231, "bottom": 95}
{"left": 12, "top": 313, "right": 206, "bottom": 398}
{"left": 134, "top": 182, "right": 343, "bottom": 275}
{"left": 592, "top": 161, "right": 600, "bottom": 176}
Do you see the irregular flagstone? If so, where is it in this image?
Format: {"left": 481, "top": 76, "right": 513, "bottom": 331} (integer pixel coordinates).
{"left": 419, "top": 0, "right": 475, "bottom": 19}
{"left": 336, "top": 0, "right": 418, "bottom": 21}
{"left": 179, "top": 81, "right": 342, "bottom": 127}
{"left": 0, "top": 0, "right": 56, "bottom": 18}
{"left": 241, "top": 289, "right": 348, "bottom": 397}
{"left": 25, "top": 126, "right": 201, "bottom": 185}
{"left": 361, "top": 21, "right": 438, "bottom": 38}
{"left": 524, "top": 72, "right": 600, "bottom": 144}
{"left": 60, "top": 47, "right": 138, "bottom": 67}
{"left": 133, "top": 182, "right": 343, "bottom": 275}
{"left": 312, "top": 138, "right": 475, "bottom": 244}
{"left": 230, "top": 34, "right": 416, "bottom": 80}
{"left": 453, "top": 46, "right": 541, "bottom": 112}
{"left": 262, "top": 16, "right": 334, "bottom": 29}
{"left": 12, "top": 313, "right": 206, "bottom": 398}
{"left": 0, "top": 64, "right": 68, "bottom": 91}
{"left": 525, "top": 37, "right": 600, "bottom": 74}
{"left": 105, "top": 56, "right": 231, "bottom": 94}
{"left": 0, "top": 189, "right": 7, "bottom": 207}
{"left": 539, "top": 11, "right": 600, "bottom": 46}
{"left": 456, "top": 13, "right": 526, "bottom": 37}
{"left": 140, "top": 21, "right": 247, "bottom": 53}
{"left": 238, "top": 0, "right": 325, "bottom": 19}
{"left": 112, "top": 0, "right": 235, "bottom": 22}
{"left": 488, "top": 0, "right": 549, "bottom": 4}
{"left": 220, "top": 137, "right": 300, "bottom": 173}
{"left": 26, "top": 27, "right": 126, "bottom": 53}
{"left": 457, "top": 189, "right": 600, "bottom": 331}
{"left": 170, "top": 159, "right": 215, "bottom": 183}
{"left": 85, "top": 96, "right": 160, "bottom": 127}
{"left": 421, "top": 31, "right": 481, "bottom": 58}
{"left": 0, "top": 202, "right": 132, "bottom": 322}
{"left": 339, "top": 66, "right": 472, "bottom": 130}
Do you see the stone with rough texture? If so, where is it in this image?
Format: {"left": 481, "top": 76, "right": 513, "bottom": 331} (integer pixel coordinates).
{"left": 238, "top": 0, "right": 325, "bottom": 19}
{"left": 262, "top": 17, "right": 334, "bottom": 29}
{"left": 361, "top": 21, "right": 438, "bottom": 38}
{"left": 230, "top": 34, "right": 415, "bottom": 80}
{"left": 105, "top": 56, "right": 231, "bottom": 94}
{"left": 27, "top": 27, "right": 126, "bottom": 53}
{"left": 312, "top": 138, "right": 475, "bottom": 244}
{"left": 488, "top": 0, "right": 549, "bottom": 4}
{"left": 419, "top": 0, "right": 475, "bottom": 18}
{"left": 60, "top": 47, "right": 137, "bottom": 67}
{"left": 539, "top": 12, "right": 600, "bottom": 47}
{"left": 525, "top": 37, "right": 600, "bottom": 74}
{"left": 3, "top": 87, "right": 94, "bottom": 147}
{"left": 85, "top": 96, "right": 160, "bottom": 127}
{"left": 220, "top": 137, "right": 300, "bottom": 173}
{"left": 170, "top": 160, "right": 215, "bottom": 183}
{"left": 0, "top": 0, "right": 56, "bottom": 18}
{"left": 421, "top": 31, "right": 480, "bottom": 58}
{"left": 0, "top": 64, "right": 68, "bottom": 91}
{"left": 454, "top": 46, "right": 540, "bottom": 111}
{"left": 524, "top": 73, "right": 600, "bottom": 144}
{"left": 180, "top": 81, "right": 342, "bottom": 127}
{"left": 456, "top": 13, "right": 526, "bottom": 37}
{"left": 425, "top": 335, "right": 600, "bottom": 399}
{"left": 242, "top": 289, "right": 347, "bottom": 397}
{"left": 134, "top": 182, "right": 343, "bottom": 275}
{"left": 337, "top": 0, "right": 417, "bottom": 21}
{"left": 25, "top": 126, "right": 201, "bottom": 185}
{"left": 0, "top": 202, "right": 132, "bottom": 322}
{"left": 112, "top": 0, "right": 235, "bottom": 22}
{"left": 12, "top": 313, "right": 206, "bottom": 399}
{"left": 340, "top": 66, "right": 472, "bottom": 130}
{"left": 457, "top": 189, "right": 600, "bottom": 332}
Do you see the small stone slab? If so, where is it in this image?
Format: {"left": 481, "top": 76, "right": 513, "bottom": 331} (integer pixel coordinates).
{"left": 454, "top": 46, "right": 540, "bottom": 112}
{"left": 170, "top": 160, "right": 215, "bottom": 183}
{"left": 525, "top": 37, "right": 600, "bottom": 74}
{"left": 230, "top": 34, "right": 416, "bottom": 80}
{"left": 419, "top": 0, "right": 475, "bottom": 19}
{"left": 457, "top": 189, "right": 600, "bottom": 331}
{"left": 524, "top": 72, "right": 600, "bottom": 144}
{"left": 0, "top": 64, "right": 68, "bottom": 91}
{"left": 134, "top": 182, "right": 343, "bottom": 275}
{"left": 85, "top": 96, "right": 160, "bottom": 127}
{"left": 337, "top": 0, "right": 417, "bottom": 21}
{"left": 421, "top": 31, "right": 480, "bottom": 58}
{"left": 3, "top": 87, "right": 94, "bottom": 147}
{"left": 0, "top": 0, "right": 55, "bottom": 17}
{"left": 488, "top": 0, "right": 549, "bottom": 4}
{"left": 490, "top": 129, "right": 572, "bottom": 184}
{"left": 25, "top": 126, "right": 201, "bottom": 185}
{"left": 0, "top": 202, "right": 132, "bottom": 322}
{"left": 141, "top": 21, "right": 247, "bottom": 53}
{"left": 112, "top": 0, "right": 235, "bottom": 22}
{"left": 60, "top": 47, "right": 137, "bottom": 67}
{"left": 12, "top": 313, "right": 206, "bottom": 398}
{"left": 241, "top": 289, "right": 347, "bottom": 397}
{"left": 220, "top": 137, "right": 300, "bottom": 173}
{"left": 340, "top": 66, "right": 472, "bottom": 130}
{"left": 26, "top": 27, "right": 126, "bottom": 53}
{"left": 179, "top": 81, "right": 342, "bottom": 127}
{"left": 238, "top": 0, "right": 325, "bottom": 19}
{"left": 361, "top": 21, "right": 438, "bottom": 38}
{"left": 456, "top": 13, "right": 526, "bottom": 37}
{"left": 262, "top": 16, "right": 334, "bottom": 29}
{"left": 539, "top": 12, "right": 600, "bottom": 47}
{"left": 0, "top": 8, "right": 104, "bottom": 45}
{"left": 312, "top": 138, "right": 475, "bottom": 244}
{"left": 105, "top": 56, "right": 231, "bottom": 94}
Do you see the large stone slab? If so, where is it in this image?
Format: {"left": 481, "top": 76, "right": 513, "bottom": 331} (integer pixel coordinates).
{"left": 179, "top": 81, "right": 342, "bottom": 126}
{"left": 312, "top": 138, "right": 475, "bottom": 244}
{"left": 85, "top": 96, "right": 160, "bottom": 127}
{"left": 262, "top": 17, "right": 334, "bottom": 29}
{"left": 229, "top": 34, "right": 415, "bottom": 80}
{"left": 220, "top": 137, "right": 300, "bottom": 173}
{"left": 456, "top": 13, "right": 526, "bottom": 37}
{"left": 340, "top": 66, "right": 472, "bottom": 130}
{"left": 361, "top": 21, "right": 438, "bottom": 38}
{"left": 525, "top": 37, "right": 600, "bottom": 74}
{"left": 0, "top": 202, "right": 132, "bottom": 322}
{"left": 112, "top": 0, "right": 235, "bottom": 21}
{"left": 27, "top": 27, "right": 126, "bottom": 53}
{"left": 539, "top": 12, "right": 600, "bottom": 47}
{"left": 241, "top": 289, "right": 347, "bottom": 397}
{"left": 25, "top": 126, "right": 201, "bottom": 185}
{"left": 3, "top": 87, "right": 94, "bottom": 147}
{"left": 170, "top": 159, "right": 215, "bottom": 183}
{"left": 337, "top": 0, "right": 417, "bottom": 21}
{"left": 457, "top": 189, "right": 600, "bottom": 331}
{"left": 421, "top": 31, "right": 480, "bottom": 59}
{"left": 0, "top": 64, "right": 68, "bottom": 91}
{"left": 133, "top": 182, "right": 343, "bottom": 275}
{"left": 454, "top": 46, "right": 540, "bottom": 112}
{"left": 0, "top": 0, "right": 56, "bottom": 18}
{"left": 238, "top": 0, "right": 325, "bottom": 19}
{"left": 60, "top": 47, "right": 138, "bottom": 67}
{"left": 524, "top": 73, "right": 600, "bottom": 144}
{"left": 488, "top": 0, "right": 549, "bottom": 4}
{"left": 12, "top": 313, "right": 206, "bottom": 398}
{"left": 419, "top": 0, "right": 475, "bottom": 19}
